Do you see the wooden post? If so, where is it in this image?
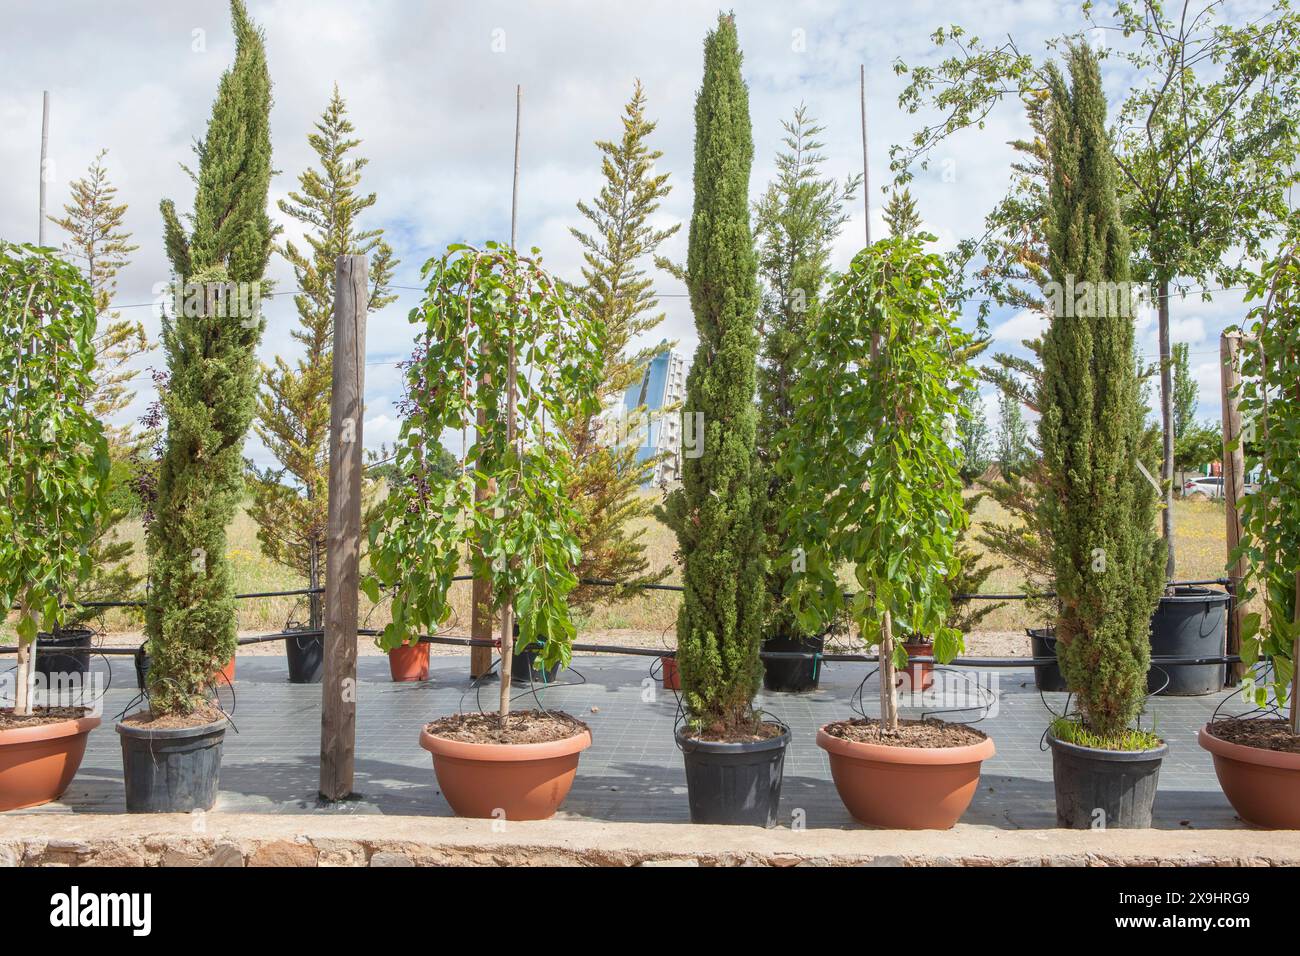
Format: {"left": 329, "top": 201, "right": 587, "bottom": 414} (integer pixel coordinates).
{"left": 38, "top": 91, "right": 49, "bottom": 246}
{"left": 319, "top": 254, "right": 368, "bottom": 801}
{"left": 1221, "top": 331, "right": 1246, "bottom": 684}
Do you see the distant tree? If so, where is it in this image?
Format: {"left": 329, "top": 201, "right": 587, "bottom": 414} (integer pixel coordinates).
{"left": 956, "top": 384, "right": 991, "bottom": 483}
{"left": 248, "top": 86, "right": 396, "bottom": 621}
{"left": 995, "top": 388, "right": 1030, "bottom": 474}
{"left": 883, "top": 187, "right": 922, "bottom": 239}
{"left": 1171, "top": 341, "right": 1220, "bottom": 474}
{"left": 565, "top": 79, "right": 678, "bottom": 608}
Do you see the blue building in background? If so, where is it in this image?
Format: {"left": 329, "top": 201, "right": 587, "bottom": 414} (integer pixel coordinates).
{"left": 620, "top": 343, "right": 687, "bottom": 487}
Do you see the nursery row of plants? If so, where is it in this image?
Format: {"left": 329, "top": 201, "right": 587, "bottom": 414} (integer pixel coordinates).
{"left": 1, "top": 4, "right": 1298, "bottom": 829}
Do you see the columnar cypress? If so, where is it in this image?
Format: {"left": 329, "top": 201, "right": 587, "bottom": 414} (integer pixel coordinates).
{"left": 1038, "top": 45, "right": 1164, "bottom": 741}
{"left": 657, "top": 13, "right": 764, "bottom": 734}
{"left": 147, "top": 0, "right": 273, "bottom": 715}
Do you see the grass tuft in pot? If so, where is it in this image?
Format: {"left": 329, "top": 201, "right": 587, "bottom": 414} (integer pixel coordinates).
{"left": 367, "top": 243, "right": 602, "bottom": 819}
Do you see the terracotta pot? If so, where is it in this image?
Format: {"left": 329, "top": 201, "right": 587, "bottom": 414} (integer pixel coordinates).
{"left": 0, "top": 714, "right": 101, "bottom": 811}
{"left": 389, "top": 642, "right": 429, "bottom": 682}
{"left": 816, "top": 725, "right": 994, "bottom": 829}
{"left": 896, "top": 641, "right": 935, "bottom": 692}
{"left": 134, "top": 650, "right": 235, "bottom": 690}
{"left": 661, "top": 655, "right": 681, "bottom": 690}
{"left": 1198, "top": 724, "right": 1300, "bottom": 828}
{"left": 214, "top": 656, "right": 236, "bottom": 685}
{"left": 418, "top": 725, "right": 592, "bottom": 820}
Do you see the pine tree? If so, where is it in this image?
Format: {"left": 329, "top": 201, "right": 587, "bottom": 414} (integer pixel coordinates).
{"left": 248, "top": 86, "right": 396, "bottom": 619}
{"left": 657, "top": 14, "right": 764, "bottom": 734}
{"left": 754, "top": 104, "right": 857, "bottom": 641}
{"left": 564, "top": 80, "right": 677, "bottom": 608}
{"left": 50, "top": 151, "right": 147, "bottom": 621}
{"left": 148, "top": 0, "right": 273, "bottom": 715}
{"left": 1039, "top": 45, "right": 1164, "bottom": 741}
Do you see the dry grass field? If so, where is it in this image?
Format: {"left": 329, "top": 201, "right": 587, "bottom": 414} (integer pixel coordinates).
{"left": 35, "top": 492, "right": 1229, "bottom": 654}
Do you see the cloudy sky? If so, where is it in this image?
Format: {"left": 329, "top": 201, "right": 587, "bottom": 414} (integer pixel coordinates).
{"left": 0, "top": 0, "right": 1272, "bottom": 465}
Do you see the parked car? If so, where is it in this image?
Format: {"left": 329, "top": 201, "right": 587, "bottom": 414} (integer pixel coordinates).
{"left": 1183, "top": 476, "right": 1225, "bottom": 499}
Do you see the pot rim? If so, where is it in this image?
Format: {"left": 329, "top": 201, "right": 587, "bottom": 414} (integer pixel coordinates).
{"left": 1158, "top": 585, "right": 1231, "bottom": 605}
{"left": 116, "top": 716, "right": 228, "bottom": 740}
{"left": 1046, "top": 729, "right": 1168, "bottom": 761}
{"left": 0, "top": 714, "right": 101, "bottom": 746}
{"left": 816, "top": 725, "right": 994, "bottom": 764}
{"left": 420, "top": 726, "right": 592, "bottom": 762}
{"left": 675, "top": 724, "right": 791, "bottom": 754}
{"left": 1198, "top": 723, "right": 1300, "bottom": 770}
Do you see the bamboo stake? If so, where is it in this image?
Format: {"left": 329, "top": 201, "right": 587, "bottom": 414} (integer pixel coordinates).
{"left": 38, "top": 91, "right": 49, "bottom": 246}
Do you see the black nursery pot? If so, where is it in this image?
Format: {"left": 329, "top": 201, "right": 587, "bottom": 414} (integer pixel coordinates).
{"left": 676, "top": 726, "right": 790, "bottom": 827}
{"left": 35, "top": 628, "right": 93, "bottom": 684}
{"left": 511, "top": 644, "right": 561, "bottom": 684}
{"left": 1028, "top": 627, "right": 1068, "bottom": 693}
{"left": 285, "top": 627, "right": 324, "bottom": 684}
{"left": 761, "top": 633, "right": 825, "bottom": 693}
{"left": 117, "top": 718, "right": 227, "bottom": 813}
{"left": 1147, "top": 586, "right": 1230, "bottom": 696}
{"left": 1048, "top": 731, "right": 1167, "bottom": 829}
{"left": 134, "top": 646, "right": 151, "bottom": 690}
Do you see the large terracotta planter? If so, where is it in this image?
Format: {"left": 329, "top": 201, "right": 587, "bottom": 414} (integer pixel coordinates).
{"left": 389, "top": 642, "right": 429, "bottom": 682}
{"left": 0, "top": 714, "right": 101, "bottom": 811}
{"left": 1198, "top": 725, "right": 1300, "bottom": 828}
{"left": 418, "top": 725, "right": 591, "bottom": 820}
{"left": 816, "top": 725, "right": 994, "bottom": 829}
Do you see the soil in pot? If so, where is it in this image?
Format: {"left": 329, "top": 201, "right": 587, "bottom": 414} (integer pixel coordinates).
{"left": 1028, "top": 627, "right": 1068, "bottom": 693}
{"left": 419, "top": 710, "right": 591, "bottom": 820}
{"left": 1147, "top": 586, "right": 1229, "bottom": 696}
{"left": 388, "top": 641, "right": 429, "bottom": 682}
{"left": 676, "top": 721, "right": 790, "bottom": 827}
{"left": 0, "top": 707, "right": 100, "bottom": 811}
{"left": 117, "top": 704, "right": 228, "bottom": 813}
{"left": 816, "top": 718, "right": 994, "bottom": 829}
{"left": 762, "top": 633, "right": 824, "bottom": 693}
{"left": 1047, "top": 728, "right": 1167, "bottom": 829}
{"left": 1199, "top": 719, "right": 1300, "bottom": 828}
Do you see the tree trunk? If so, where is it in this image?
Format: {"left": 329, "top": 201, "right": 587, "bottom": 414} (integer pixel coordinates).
{"left": 1158, "top": 278, "right": 1176, "bottom": 579}
{"left": 14, "top": 638, "right": 33, "bottom": 716}
{"left": 879, "top": 611, "right": 898, "bottom": 731}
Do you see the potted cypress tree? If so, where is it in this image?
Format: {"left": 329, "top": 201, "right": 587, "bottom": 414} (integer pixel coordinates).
{"left": 116, "top": 0, "right": 273, "bottom": 813}
{"left": 783, "top": 233, "right": 994, "bottom": 830}
{"left": 367, "top": 242, "right": 602, "bottom": 821}
{"left": 1038, "top": 46, "right": 1167, "bottom": 829}
{"left": 0, "top": 242, "right": 108, "bottom": 811}
{"left": 656, "top": 14, "right": 788, "bottom": 827}
{"left": 1198, "top": 234, "right": 1300, "bottom": 827}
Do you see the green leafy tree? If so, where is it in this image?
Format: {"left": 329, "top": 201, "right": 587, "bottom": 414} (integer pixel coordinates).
{"left": 883, "top": 187, "right": 923, "bottom": 239}
{"left": 248, "top": 87, "right": 396, "bottom": 624}
{"left": 783, "top": 235, "right": 973, "bottom": 729}
{"left": 148, "top": 0, "right": 273, "bottom": 715}
{"left": 0, "top": 243, "right": 108, "bottom": 715}
{"left": 956, "top": 384, "right": 991, "bottom": 483}
{"left": 565, "top": 80, "right": 677, "bottom": 609}
{"left": 995, "top": 388, "right": 1030, "bottom": 473}
{"left": 1037, "top": 46, "right": 1164, "bottom": 742}
{"left": 894, "top": 0, "right": 1300, "bottom": 577}
{"left": 50, "top": 151, "right": 148, "bottom": 623}
{"left": 657, "top": 14, "right": 765, "bottom": 735}
{"left": 1235, "top": 230, "right": 1300, "bottom": 724}
{"left": 753, "top": 104, "right": 858, "bottom": 642}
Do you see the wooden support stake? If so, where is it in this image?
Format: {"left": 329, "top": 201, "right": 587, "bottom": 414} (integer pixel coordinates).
{"left": 1220, "top": 331, "right": 1246, "bottom": 685}
{"left": 320, "top": 254, "right": 368, "bottom": 801}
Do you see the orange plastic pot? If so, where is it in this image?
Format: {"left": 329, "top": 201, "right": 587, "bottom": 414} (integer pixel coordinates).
{"left": 215, "top": 656, "right": 236, "bottom": 685}
{"left": 816, "top": 725, "right": 994, "bottom": 829}
{"left": 389, "top": 642, "right": 429, "bottom": 682}
{"left": 0, "top": 714, "right": 101, "bottom": 811}
{"left": 661, "top": 656, "right": 681, "bottom": 691}
{"left": 418, "top": 725, "right": 592, "bottom": 820}
{"left": 1198, "top": 725, "right": 1300, "bottom": 828}
{"left": 897, "top": 641, "right": 935, "bottom": 692}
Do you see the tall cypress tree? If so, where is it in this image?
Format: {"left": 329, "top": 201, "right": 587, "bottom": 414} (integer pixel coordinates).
{"left": 1039, "top": 45, "right": 1163, "bottom": 741}
{"left": 147, "top": 0, "right": 273, "bottom": 715}
{"left": 657, "top": 13, "right": 764, "bottom": 735}
{"left": 565, "top": 80, "right": 677, "bottom": 608}
{"left": 249, "top": 87, "right": 396, "bottom": 616}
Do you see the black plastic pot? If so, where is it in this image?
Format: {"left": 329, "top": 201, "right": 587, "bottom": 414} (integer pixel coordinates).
{"left": 1147, "top": 586, "right": 1229, "bottom": 696}
{"left": 1048, "top": 730, "right": 1167, "bottom": 829}
{"left": 34, "top": 628, "right": 93, "bottom": 685}
{"left": 285, "top": 627, "right": 324, "bottom": 684}
{"left": 762, "top": 633, "right": 825, "bottom": 693}
{"left": 676, "top": 725, "right": 790, "bottom": 827}
{"left": 511, "top": 644, "right": 561, "bottom": 684}
{"left": 117, "top": 717, "right": 227, "bottom": 813}
{"left": 134, "top": 646, "right": 151, "bottom": 690}
{"left": 1028, "top": 627, "right": 1068, "bottom": 692}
